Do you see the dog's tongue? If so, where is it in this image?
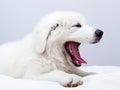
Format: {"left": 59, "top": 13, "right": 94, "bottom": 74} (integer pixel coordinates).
{"left": 69, "top": 42, "right": 87, "bottom": 65}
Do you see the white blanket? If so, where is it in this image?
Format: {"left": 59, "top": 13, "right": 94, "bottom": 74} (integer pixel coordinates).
{"left": 0, "top": 66, "right": 120, "bottom": 90}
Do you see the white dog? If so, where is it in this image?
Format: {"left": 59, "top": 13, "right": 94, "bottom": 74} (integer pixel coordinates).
{"left": 0, "top": 12, "right": 103, "bottom": 87}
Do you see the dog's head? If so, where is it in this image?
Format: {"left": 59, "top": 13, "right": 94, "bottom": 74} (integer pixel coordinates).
{"left": 34, "top": 11, "right": 103, "bottom": 67}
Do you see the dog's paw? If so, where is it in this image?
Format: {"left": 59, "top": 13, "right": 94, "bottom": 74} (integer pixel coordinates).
{"left": 65, "top": 79, "right": 83, "bottom": 87}
{"left": 59, "top": 74, "right": 83, "bottom": 87}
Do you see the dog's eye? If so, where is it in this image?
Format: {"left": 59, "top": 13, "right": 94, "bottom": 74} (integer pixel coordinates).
{"left": 72, "top": 23, "right": 82, "bottom": 28}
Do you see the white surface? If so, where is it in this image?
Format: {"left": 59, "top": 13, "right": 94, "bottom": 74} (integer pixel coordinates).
{"left": 0, "top": 66, "right": 120, "bottom": 90}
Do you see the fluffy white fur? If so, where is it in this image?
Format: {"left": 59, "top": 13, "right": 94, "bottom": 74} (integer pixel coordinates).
{"left": 0, "top": 12, "right": 99, "bottom": 87}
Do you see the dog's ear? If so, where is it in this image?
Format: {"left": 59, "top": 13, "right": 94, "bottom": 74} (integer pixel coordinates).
{"left": 33, "top": 27, "right": 51, "bottom": 54}
{"left": 33, "top": 23, "right": 59, "bottom": 54}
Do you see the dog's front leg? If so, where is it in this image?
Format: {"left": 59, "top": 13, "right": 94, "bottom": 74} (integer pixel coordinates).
{"left": 25, "top": 70, "right": 83, "bottom": 87}
{"left": 73, "top": 68, "right": 96, "bottom": 77}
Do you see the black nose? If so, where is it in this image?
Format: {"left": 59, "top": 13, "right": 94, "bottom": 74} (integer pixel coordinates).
{"left": 95, "top": 29, "right": 103, "bottom": 38}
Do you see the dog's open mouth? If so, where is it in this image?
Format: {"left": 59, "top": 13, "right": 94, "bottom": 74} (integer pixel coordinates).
{"left": 64, "top": 41, "right": 87, "bottom": 67}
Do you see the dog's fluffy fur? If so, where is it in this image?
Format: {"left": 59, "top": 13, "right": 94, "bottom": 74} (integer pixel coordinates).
{"left": 0, "top": 12, "right": 102, "bottom": 87}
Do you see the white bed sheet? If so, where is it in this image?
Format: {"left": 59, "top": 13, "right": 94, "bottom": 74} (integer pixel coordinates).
{"left": 0, "top": 66, "right": 120, "bottom": 90}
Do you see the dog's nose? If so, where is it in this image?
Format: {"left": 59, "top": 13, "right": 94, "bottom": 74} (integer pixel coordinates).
{"left": 95, "top": 29, "right": 103, "bottom": 38}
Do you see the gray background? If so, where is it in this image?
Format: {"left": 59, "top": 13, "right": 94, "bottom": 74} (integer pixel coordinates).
{"left": 0, "top": 0, "right": 120, "bottom": 66}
